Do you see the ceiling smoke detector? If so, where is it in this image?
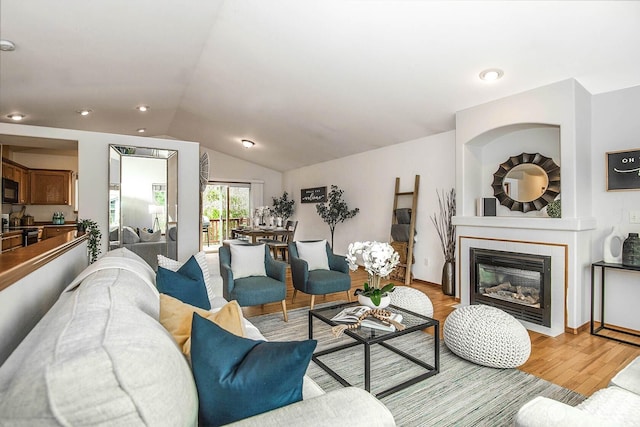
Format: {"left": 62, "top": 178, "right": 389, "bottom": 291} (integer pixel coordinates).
{"left": 0, "top": 40, "right": 16, "bottom": 52}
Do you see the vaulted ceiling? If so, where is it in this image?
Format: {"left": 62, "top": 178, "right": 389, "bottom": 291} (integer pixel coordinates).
{"left": 1, "top": 1, "right": 639, "bottom": 171}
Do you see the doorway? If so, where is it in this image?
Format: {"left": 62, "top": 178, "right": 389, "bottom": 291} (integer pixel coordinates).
{"left": 202, "top": 182, "right": 251, "bottom": 251}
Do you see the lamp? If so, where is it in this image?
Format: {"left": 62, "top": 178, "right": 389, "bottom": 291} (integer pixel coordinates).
{"left": 148, "top": 205, "right": 163, "bottom": 232}
{"left": 241, "top": 139, "right": 255, "bottom": 148}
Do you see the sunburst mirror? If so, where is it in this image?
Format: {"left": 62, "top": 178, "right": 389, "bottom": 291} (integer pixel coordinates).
{"left": 491, "top": 152, "right": 560, "bottom": 213}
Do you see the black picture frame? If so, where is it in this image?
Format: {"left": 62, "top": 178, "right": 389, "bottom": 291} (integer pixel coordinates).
{"left": 301, "top": 186, "right": 327, "bottom": 203}
{"left": 606, "top": 149, "right": 640, "bottom": 191}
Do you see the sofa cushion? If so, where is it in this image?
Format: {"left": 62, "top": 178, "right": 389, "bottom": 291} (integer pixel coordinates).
{"left": 230, "top": 243, "right": 267, "bottom": 279}
{"left": 577, "top": 385, "right": 640, "bottom": 426}
{"left": 0, "top": 261, "right": 198, "bottom": 426}
{"left": 610, "top": 356, "right": 640, "bottom": 395}
{"left": 157, "top": 255, "right": 211, "bottom": 310}
{"left": 160, "top": 294, "right": 245, "bottom": 357}
{"left": 139, "top": 228, "right": 162, "bottom": 242}
{"left": 296, "top": 240, "right": 330, "bottom": 271}
{"left": 191, "top": 313, "right": 316, "bottom": 426}
{"left": 158, "top": 251, "right": 214, "bottom": 303}
{"left": 122, "top": 225, "right": 140, "bottom": 244}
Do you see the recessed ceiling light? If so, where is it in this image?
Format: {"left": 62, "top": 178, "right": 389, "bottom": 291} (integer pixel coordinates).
{"left": 6, "top": 113, "right": 25, "bottom": 121}
{"left": 479, "top": 68, "right": 504, "bottom": 81}
{"left": 77, "top": 109, "right": 92, "bottom": 116}
{"left": 137, "top": 128, "right": 146, "bottom": 133}
{"left": 136, "top": 105, "right": 149, "bottom": 112}
{"left": 241, "top": 139, "right": 255, "bottom": 148}
{"left": 0, "top": 40, "right": 16, "bottom": 52}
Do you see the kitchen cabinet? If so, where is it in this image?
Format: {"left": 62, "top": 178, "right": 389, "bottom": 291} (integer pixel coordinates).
{"left": 42, "top": 225, "right": 76, "bottom": 240}
{"left": 29, "top": 170, "right": 72, "bottom": 205}
{"left": 1, "top": 231, "right": 23, "bottom": 252}
{"left": 2, "top": 159, "right": 31, "bottom": 204}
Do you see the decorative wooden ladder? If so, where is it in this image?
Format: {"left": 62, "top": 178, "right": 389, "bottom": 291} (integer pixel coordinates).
{"left": 390, "top": 175, "right": 419, "bottom": 286}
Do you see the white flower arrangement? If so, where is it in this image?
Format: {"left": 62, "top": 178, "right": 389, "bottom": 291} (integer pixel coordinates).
{"left": 347, "top": 241, "right": 400, "bottom": 306}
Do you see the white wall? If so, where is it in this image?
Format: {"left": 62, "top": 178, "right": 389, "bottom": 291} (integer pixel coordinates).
{"left": 203, "top": 147, "right": 282, "bottom": 207}
{"left": 283, "top": 131, "right": 456, "bottom": 284}
{"left": 591, "top": 84, "right": 640, "bottom": 331}
{"left": 0, "top": 123, "right": 201, "bottom": 262}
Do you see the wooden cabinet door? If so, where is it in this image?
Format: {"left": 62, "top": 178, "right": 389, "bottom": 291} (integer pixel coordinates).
{"left": 19, "top": 168, "right": 29, "bottom": 204}
{"left": 29, "top": 170, "right": 72, "bottom": 205}
{"left": 43, "top": 226, "right": 75, "bottom": 239}
{"left": 2, "top": 162, "right": 15, "bottom": 180}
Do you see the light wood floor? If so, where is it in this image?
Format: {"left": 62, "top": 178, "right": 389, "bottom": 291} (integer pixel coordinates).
{"left": 242, "top": 266, "right": 640, "bottom": 397}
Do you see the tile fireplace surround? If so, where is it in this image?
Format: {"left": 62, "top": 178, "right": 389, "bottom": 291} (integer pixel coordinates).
{"left": 454, "top": 80, "right": 597, "bottom": 337}
{"left": 454, "top": 217, "right": 595, "bottom": 337}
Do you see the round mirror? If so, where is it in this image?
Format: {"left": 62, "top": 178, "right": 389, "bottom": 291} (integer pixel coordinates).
{"left": 492, "top": 152, "right": 560, "bottom": 213}
{"left": 502, "top": 164, "right": 549, "bottom": 202}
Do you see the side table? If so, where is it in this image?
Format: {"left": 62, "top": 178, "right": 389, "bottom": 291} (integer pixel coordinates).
{"left": 591, "top": 261, "right": 640, "bottom": 347}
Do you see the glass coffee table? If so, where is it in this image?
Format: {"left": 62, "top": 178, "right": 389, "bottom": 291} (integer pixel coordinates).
{"left": 309, "top": 302, "right": 439, "bottom": 398}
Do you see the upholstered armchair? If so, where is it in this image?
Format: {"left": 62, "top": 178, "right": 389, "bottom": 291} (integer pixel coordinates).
{"left": 288, "top": 240, "right": 351, "bottom": 310}
{"left": 219, "top": 244, "right": 288, "bottom": 321}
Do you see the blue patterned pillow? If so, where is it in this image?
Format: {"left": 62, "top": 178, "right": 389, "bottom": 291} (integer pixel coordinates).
{"left": 191, "top": 313, "right": 316, "bottom": 426}
{"left": 156, "top": 256, "right": 210, "bottom": 310}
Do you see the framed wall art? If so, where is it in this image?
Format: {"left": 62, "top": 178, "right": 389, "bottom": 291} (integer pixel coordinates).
{"left": 301, "top": 186, "right": 327, "bottom": 203}
{"left": 606, "top": 149, "right": 640, "bottom": 191}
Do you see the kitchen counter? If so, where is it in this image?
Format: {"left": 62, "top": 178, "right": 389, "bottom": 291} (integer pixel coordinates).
{"left": 0, "top": 230, "right": 88, "bottom": 292}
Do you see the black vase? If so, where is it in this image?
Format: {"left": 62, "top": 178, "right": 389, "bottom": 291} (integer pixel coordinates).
{"left": 622, "top": 233, "right": 640, "bottom": 267}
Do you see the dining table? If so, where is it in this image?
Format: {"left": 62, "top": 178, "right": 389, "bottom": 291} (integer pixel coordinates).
{"left": 231, "top": 227, "right": 292, "bottom": 244}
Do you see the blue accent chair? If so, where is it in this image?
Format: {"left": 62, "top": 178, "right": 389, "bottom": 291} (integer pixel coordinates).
{"left": 219, "top": 244, "right": 288, "bottom": 321}
{"left": 288, "top": 241, "right": 352, "bottom": 310}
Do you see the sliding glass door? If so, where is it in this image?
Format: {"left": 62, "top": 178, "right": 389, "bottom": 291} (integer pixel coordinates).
{"left": 202, "top": 182, "right": 250, "bottom": 247}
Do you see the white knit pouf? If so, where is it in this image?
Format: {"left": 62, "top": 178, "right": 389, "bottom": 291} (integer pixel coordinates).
{"left": 389, "top": 286, "right": 434, "bottom": 318}
{"left": 443, "top": 305, "right": 531, "bottom": 368}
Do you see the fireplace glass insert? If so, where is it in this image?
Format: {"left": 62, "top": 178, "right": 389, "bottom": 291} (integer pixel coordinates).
{"left": 470, "top": 248, "right": 551, "bottom": 327}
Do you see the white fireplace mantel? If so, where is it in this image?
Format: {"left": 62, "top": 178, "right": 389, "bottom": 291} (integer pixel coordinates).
{"left": 453, "top": 216, "right": 597, "bottom": 232}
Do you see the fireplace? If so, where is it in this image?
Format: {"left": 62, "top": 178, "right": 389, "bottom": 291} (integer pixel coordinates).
{"left": 470, "top": 248, "right": 551, "bottom": 327}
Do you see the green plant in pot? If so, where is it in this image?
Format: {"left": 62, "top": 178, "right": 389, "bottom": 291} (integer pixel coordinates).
{"left": 431, "top": 188, "right": 456, "bottom": 296}
{"left": 346, "top": 241, "right": 400, "bottom": 307}
{"left": 546, "top": 199, "right": 561, "bottom": 218}
{"left": 79, "top": 219, "right": 102, "bottom": 264}
{"left": 316, "top": 185, "right": 359, "bottom": 248}
{"left": 271, "top": 191, "right": 295, "bottom": 223}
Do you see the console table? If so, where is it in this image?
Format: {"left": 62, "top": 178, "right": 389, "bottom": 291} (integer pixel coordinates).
{"left": 590, "top": 261, "right": 640, "bottom": 347}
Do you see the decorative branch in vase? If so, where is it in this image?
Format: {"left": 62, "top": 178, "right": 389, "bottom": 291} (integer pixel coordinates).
{"left": 430, "top": 189, "right": 456, "bottom": 296}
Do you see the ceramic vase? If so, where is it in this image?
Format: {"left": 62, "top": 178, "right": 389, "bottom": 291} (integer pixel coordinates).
{"left": 358, "top": 294, "right": 391, "bottom": 309}
{"left": 442, "top": 260, "right": 455, "bottom": 296}
{"left": 622, "top": 233, "right": 640, "bottom": 267}
{"left": 603, "top": 226, "right": 624, "bottom": 264}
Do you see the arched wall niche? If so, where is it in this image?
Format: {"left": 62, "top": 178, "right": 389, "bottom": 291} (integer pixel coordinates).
{"left": 464, "top": 122, "right": 561, "bottom": 216}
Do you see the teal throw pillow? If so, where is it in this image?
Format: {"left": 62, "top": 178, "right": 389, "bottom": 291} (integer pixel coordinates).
{"left": 191, "top": 313, "right": 317, "bottom": 426}
{"left": 156, "top": 256, "right": 210, "bottom": 310}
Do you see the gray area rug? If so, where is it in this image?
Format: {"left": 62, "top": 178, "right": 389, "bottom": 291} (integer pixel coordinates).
{"left": 248, "top": 305, "right": 585, "bottom": 427}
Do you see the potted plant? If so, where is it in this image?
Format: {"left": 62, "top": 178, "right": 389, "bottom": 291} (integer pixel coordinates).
{"left": 271, "top": 191, "right": 295, "bottom": 224}
{"left": 430, "top": 188, "right": 456, "bottom": 296}
{"left": 315, "top": 185, "right": 359, "bottom": 248}
{"left": 346, "top": 241, "right": 400, "bottom": 307}
{"left": 79, "top": 218, "right": 102, "bottom": 264}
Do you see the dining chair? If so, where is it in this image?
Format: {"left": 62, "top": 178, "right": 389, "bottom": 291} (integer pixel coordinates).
{"left": 260, "top": 220, "right": 298, "bottom": 261}
{"left": 219, "top": 243, "right": 288, "bottom": 321}
{"left": 288, "top": 240, "right": 351, "bottom": 310}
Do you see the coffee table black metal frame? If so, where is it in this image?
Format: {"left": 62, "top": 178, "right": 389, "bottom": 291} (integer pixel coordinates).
{"left": 309, "top": 302, "right": 439, "bottom": 399}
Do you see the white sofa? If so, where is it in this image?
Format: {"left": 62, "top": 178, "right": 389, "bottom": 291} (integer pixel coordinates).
{"left": 515, "top": 356, "right": 640, "bottom": 426}
{"left": 0, "top": 248, "right": 395, "bottom": 426}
